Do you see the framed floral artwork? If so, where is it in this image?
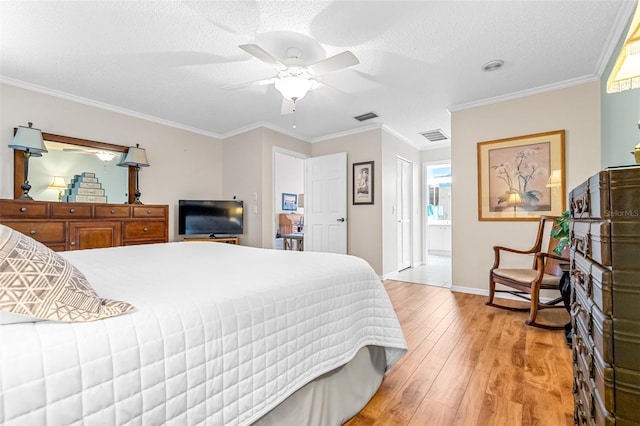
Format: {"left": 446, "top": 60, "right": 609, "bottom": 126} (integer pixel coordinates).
{"left": 353, "top": 161, "right": 374, "bottom": 205}
{"left": 477, "top": 130, "right": 565, "bottom": 221}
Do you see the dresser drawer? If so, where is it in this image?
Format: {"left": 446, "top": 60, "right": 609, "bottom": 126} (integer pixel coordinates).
{"left": 612, "top": 318, "right": 640, "bottom": 371}
{"left": 132, "top": 206, "right": 166, "bottom": 218}
{"left": 94, "top": 205, "right": 131, "bottom": 218}
{"left": 51, "top": 203, "right": 92, "bottom": 218}
{"left": 124, "top": 220, "right": 166, "bottom": 240}
{"left": 592, "top": 344, "right": 615, "bottom": 413}
{"left": 0, "top": 200, "right": 48, "bottom": 218}
{"left": 572, "top": 251, "right": 612, "bottom": 316}
{"left": 2, "top": 221, "right": 65, "bottom": 244}
{"left": 591, "top": 304, "right": 614, "bottom": 365}
{"left": 570, "top": 167, "right": 640, "bottom": 221}
{"left": 614, "top": 367, "right": 640, "bottom": 424}
{"left": 572, "top": 220, "right": 611, "bottom": 267}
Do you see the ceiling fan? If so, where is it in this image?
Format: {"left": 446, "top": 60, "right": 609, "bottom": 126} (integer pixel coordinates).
{"left": 63, "top": 147, "right": 119, "bottom": 161}
{"left": 229, "top": 43, "right": 360, "bottom": 114}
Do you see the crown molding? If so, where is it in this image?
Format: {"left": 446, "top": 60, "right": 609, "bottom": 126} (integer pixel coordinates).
{"left": 448, "top": 74, "right": 600, "bottom": 113}
{"left": 0, "top": 76, "right": 225, "bottom": 139}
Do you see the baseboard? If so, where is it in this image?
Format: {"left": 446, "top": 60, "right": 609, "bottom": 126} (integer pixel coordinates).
{"left": 450, "top": 285, "right": 561, "bottom": 304}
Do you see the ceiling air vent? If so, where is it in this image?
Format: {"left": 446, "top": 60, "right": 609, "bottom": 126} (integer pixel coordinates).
{"left": 353, "top": 112, "right": 379, "bottom": 122}
{"left": 420, "top": 129, "right": 449, "bottom": 142}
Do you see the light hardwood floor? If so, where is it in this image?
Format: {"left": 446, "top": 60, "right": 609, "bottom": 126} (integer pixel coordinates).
{"left": 345, "top": 280, "right": 573, "bottom": 426}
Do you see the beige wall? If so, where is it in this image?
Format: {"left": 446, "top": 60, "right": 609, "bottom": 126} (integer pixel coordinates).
{"left": 311, "top": 128, "right": 383, "bottom": 272}
{"left": 0, "top": 83, "right": 223, "bottom": 241}
{"left": 451, "top": 81, "right": 601, "bottom": 294}
{"left": 221, "top": 126, "right": 310, "bottom": 248}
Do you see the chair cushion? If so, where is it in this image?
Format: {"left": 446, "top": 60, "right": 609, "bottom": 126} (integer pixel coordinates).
{"left": 492, "top": 268, "right": 561, "bottom": 286}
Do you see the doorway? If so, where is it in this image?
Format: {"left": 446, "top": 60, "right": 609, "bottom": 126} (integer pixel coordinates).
{"left": 424, "top": 162, "right": 452, "bottom": 285}
{"left": 273, "top": 150, "right": 305, "bottom": 249}
{"left": 397, "top": 157, "right": 412, "bottom": 271}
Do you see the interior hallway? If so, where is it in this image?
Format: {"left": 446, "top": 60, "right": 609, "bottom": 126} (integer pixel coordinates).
{"left": 386, "top": 255, "right": 452, "bottom": 288}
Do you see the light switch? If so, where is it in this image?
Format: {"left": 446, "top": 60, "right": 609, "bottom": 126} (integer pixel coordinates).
{"left": 253, "top": 192, "right": 258, "bottom": 201}
{"left": 252, "top": 205, "right": 258, "bottom": 214}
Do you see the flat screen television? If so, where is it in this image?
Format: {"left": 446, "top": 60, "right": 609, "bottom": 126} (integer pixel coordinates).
{"left": 178, "top": 200, "right": 243, "bottom": 237}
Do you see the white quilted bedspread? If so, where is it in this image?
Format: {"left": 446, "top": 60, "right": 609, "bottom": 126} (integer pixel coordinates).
{"left": 0, "top": 242, "right": 407, "bottom": 425}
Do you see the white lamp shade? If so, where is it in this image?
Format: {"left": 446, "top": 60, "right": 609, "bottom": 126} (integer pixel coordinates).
{"left": 8, "top": 123, "right": 47, "bottom": 154}
{"left": 607, "top": 2, "right": 640, "bottom": 93}
{"left": 48, "top": 176, "right": 67, "bottom": 190}
{"left": 118, "top": 145, "right": 149, "bottom": 167}
{"left": 546, "top": 169, "right": 562, "bottom": 188}
{"left": 274, "top": 76, "right": 313, "bottom": 101}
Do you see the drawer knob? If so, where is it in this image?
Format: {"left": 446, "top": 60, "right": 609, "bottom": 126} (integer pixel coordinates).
{"left": 143, "top": 227, "right": 148, "bottom": 232}
{"left": 111, "top": 210, "right": 116, "bottom": 214}
{"left": 146, "top": 210, "right": 152, "bottom": 215}
{"left": 69, "top": 208, "right": 75, "bottom": 213}
{"left": 29, "top": 230, "right": 36, "bottom": 235}
{"left": 20, "top": 207, "right": 27, "bottom": 212}
{"left": 70, "top": 242, "right": 76, "bottom": 246}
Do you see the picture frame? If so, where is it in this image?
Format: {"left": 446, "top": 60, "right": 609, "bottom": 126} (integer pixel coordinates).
{"left": 282, "top": 193, "right": 297, "bottom": 211}
{"left": 477, "top": 130, "right": 565, "bottom": 221}
{"left": 353, "top": 161, "right": 374, "bottom": 205}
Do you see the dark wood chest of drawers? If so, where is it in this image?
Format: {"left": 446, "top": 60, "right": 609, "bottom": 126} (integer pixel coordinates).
{"left": 0, "top": 199, "right": 168, "bottom": 251}
{"left": 569, "top": 167, "right": 640, "bottom": 425}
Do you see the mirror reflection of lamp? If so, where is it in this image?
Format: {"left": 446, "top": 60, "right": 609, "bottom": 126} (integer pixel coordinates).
{"left": 507, "top": 190, "right": 523, "bottom": 216}
{"left": 546, "top": 169, "right": 562, "bottom": 188}
{"left": 47, "top": 176, "right": 67, "bottom": 201}
{"left": 117, "top": 144, "right": 150, "bottom": 204}
{"left": 8, "top": 122, "right": 48, "bottom": 200}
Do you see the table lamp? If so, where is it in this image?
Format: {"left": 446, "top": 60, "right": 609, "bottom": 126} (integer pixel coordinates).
{"left": 48, "top": 176, "right": 67, "bottom": 201}
{"left": 606, "top": 1, "right": 640, "bottom": 162}
{"left": 118, "top": 144, "right": 150, "bottom": 204}
{"left": 8, "top": 122, "right": 48, "bottom": 200}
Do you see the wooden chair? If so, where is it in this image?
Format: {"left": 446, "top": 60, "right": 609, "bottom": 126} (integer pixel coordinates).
{"left": 486, "top": 215, "right": 569, "bottom": 329}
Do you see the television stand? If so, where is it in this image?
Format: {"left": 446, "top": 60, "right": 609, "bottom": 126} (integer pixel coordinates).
{"left": 183, "top": 236, "right": 238, "bottom": 245}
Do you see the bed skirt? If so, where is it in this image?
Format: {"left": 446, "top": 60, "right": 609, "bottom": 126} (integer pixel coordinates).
{"left": 255, "top": 345, "right": 385, "bottom": 425}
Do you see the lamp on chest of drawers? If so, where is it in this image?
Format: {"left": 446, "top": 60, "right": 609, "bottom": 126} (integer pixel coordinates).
{"left": 606, "top": 0, "right": 640, "bottom": 162}
{"left": 118, "top": 144, "right": 150, "bottom": 204}
{"left": 8, "top": 122, "right": 48, "bottom": 200}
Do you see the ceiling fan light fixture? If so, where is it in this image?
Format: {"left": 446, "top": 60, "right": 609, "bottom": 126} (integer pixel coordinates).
{"left": 274, "top": 76, "right": 313, "bottom": 101}
{"left": 96, "top": 151, "right": 117, "bottom": 161}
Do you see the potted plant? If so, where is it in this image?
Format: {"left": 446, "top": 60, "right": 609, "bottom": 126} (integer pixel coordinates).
{"left": 551, "top": 210, "right": 570, "bottom": 255}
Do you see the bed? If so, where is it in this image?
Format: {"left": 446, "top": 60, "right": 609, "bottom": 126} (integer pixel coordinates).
{"left": 0, "top": 225, "right": 407, "bottom": 425}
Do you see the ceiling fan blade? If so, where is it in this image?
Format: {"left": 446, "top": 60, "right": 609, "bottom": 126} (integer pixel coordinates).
{"left": 308, "top": 51, "right": 359, "bottom": 76}
{"left": 239, "top": 44, "right": 285, "bottom": 68}
{"left": 281, "top": 98, "right": 295, "bottom": 115}
{"left": 221, "top": 78, "right": 274, "bottom": 91}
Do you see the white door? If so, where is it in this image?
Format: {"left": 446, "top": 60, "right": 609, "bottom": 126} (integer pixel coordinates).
{"left": 304, "top": 152, "right": 347, "bottom": 254}
{"left": 397, "top": 157, "right": 412, "bottom": 270}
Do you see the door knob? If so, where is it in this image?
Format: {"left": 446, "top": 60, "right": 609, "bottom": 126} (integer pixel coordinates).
{"left": 336, "top": 218, "right": 345, "bottom": 222}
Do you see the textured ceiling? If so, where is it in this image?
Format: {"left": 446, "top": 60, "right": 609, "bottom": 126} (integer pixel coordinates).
{"left": 0, "top": 1, "right": 635, "bottom": 150}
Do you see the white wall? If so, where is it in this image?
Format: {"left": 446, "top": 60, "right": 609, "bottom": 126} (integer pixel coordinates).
{"left": 274, "top": 151, "right": 304, "bottom": 215}
{"left": 381, "top": 129, "right": 422, "bottom": 272}
{"left": 1, "top": 83, "right": 223, "bottom": 241}
{"left": 451, "top": 81, "right": 601, "bottom": 294}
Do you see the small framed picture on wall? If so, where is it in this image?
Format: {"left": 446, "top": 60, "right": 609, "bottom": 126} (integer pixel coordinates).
{"left": 353, "top": 161, "right": 374, "bottom": 205}
{"left": 282, "top": 193, "right": 297, "bottom": 211}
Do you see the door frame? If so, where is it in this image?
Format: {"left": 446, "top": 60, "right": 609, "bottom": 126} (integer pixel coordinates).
{"left": 423, "top": 160, "right": 452, "bottom": 263}
{"left": 397, "top": 156, "right": 412, "bottom": 271}
{"left": 272, "top": 147, "right": 309, "bottom": 249}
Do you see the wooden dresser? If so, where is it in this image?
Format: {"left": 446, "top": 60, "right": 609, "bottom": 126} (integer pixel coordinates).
{"left": 0, "top": 199, "right": 168, "bottom": 251}
{"left": 569, "top": 166, "right": 640, "bottom": 425}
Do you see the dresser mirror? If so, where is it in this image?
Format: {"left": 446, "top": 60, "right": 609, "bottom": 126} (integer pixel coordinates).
{"left": 13, "top": 132, "right": 135, "bottom": 204}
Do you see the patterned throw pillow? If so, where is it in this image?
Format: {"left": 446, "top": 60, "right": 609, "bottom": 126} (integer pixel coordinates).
{"left": 0, "top": 224, "right": 134, "bottom": 323}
